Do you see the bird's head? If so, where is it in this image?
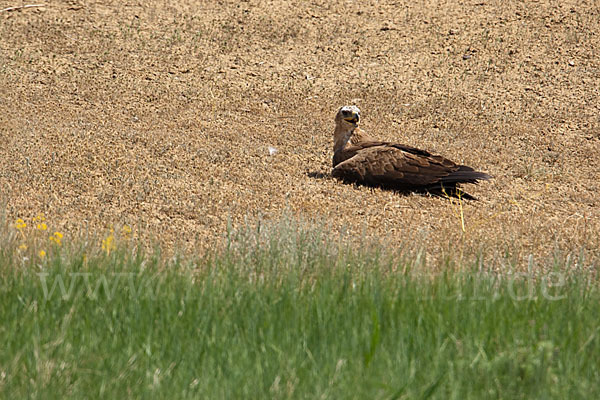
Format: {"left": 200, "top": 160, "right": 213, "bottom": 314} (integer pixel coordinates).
{"left": 335, "top": 105, "right": 361, "bottom": 128}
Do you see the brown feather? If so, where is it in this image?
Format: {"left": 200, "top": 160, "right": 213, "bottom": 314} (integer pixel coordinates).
{"left": 331, "top": 108, "right": 491, "bottom": 198}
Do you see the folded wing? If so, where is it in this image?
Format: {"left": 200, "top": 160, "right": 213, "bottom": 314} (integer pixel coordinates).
{"left": 332, "top": 143, "right": 490, "bottom": 191}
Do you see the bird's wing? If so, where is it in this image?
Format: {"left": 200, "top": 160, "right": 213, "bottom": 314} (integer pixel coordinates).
{"left": 332, "top": 144, "right": 459, "bottom": 187}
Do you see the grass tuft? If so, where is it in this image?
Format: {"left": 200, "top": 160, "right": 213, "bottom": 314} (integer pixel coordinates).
{"left": 0, "top": 217, "right": 599, "bottom": 399}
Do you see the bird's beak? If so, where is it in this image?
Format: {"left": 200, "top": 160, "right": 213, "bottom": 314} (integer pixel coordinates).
{"left": 343, "top": 114, "right": 359, "bottom": 124}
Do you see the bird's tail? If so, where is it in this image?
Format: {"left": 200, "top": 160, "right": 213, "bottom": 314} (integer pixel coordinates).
{"left": 441, "top": 165, "right": 492, "bottom": 184}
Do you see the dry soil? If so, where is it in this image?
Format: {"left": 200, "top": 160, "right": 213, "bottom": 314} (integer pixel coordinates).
{"left": 1, "top": 0, "right": 599, "bottom": 268}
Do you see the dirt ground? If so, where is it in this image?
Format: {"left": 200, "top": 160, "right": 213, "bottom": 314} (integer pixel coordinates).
{"left": 1, "top": 0, "right": 599, "bottom": 268}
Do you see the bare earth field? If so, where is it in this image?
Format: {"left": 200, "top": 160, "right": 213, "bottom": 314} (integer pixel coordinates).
{"left": 1, "top": 0, "right": 599, "bottom": 268}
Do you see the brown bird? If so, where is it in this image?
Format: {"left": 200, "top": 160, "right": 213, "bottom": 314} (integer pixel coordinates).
{"left": 332, "top": 105, "right": 491, "bottom": 199}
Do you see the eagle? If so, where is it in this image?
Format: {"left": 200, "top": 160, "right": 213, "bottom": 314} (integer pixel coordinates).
{"left": 332, "top": 105, "right": 491, "bottom": 199}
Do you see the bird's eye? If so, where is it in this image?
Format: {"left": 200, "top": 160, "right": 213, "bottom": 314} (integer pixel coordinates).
{"left": 341, "top": 110, "right": 349, "bottom": 116}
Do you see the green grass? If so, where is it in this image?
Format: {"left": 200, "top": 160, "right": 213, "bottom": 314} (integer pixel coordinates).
{"left": 0, "top": 219, "right": 599, "bottom": 399}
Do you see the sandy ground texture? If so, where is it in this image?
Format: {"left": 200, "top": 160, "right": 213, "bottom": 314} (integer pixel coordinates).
{"left": 1, "top": 0, "right": 599, "bottom": 269}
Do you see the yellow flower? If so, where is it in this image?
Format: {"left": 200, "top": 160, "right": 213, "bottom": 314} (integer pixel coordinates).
{"left": 102, "top": 234, "right": 115, "bottom": 255}
{"left": 33, "top": 214, "right": 45, "bottom": 222}
{"left": 37, "top": 222, "right": 48, "bottom": 231}
{"left": 49, "top": 231, "right": 63, "bottom": 246}
{"left": 18, "top": 243, "right": 27, "bottom": 251}
{"left": 39, "top": 250, "right": 46, "bottom": 259}
{"left": 15, "top": 218, "right": 26, "bottom": 230}
{"left": 122, "top": 225, "right": 132, "bottom": 239}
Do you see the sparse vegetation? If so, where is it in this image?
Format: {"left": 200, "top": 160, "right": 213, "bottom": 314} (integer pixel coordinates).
{"left": 1, "top": 0, "right": 598, "bottom": 262}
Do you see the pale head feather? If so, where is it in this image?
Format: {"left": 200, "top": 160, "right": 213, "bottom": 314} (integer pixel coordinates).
{"left": 335, "top": 105, "right": 361, "bottom": 126}
{"left": 333, "top": 105, "right": 362, "bottom": 152}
